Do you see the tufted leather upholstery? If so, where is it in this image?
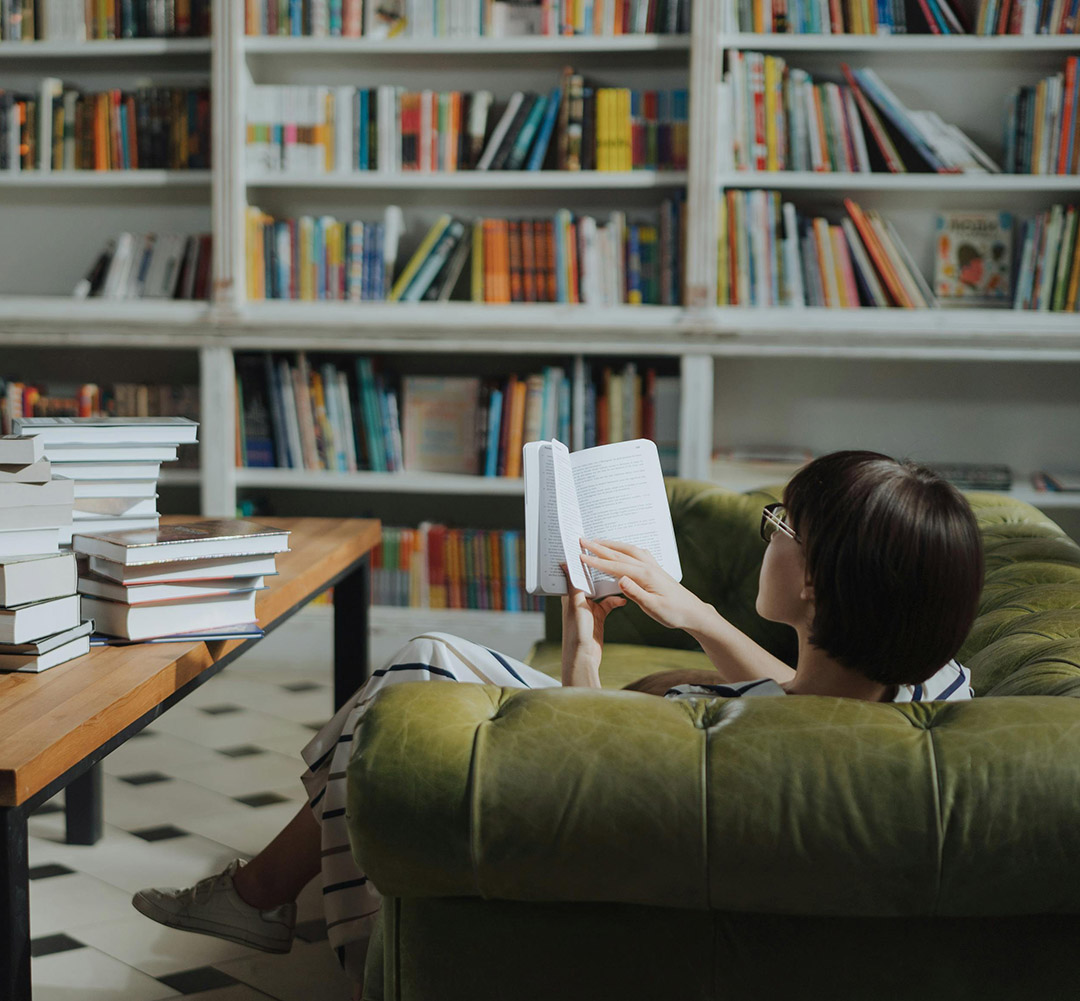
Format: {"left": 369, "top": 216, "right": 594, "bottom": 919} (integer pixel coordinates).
{"left": 350, "top": 481, "right": 1080, "bottom": 1001}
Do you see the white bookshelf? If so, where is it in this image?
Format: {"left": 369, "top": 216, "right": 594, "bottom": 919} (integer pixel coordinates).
{"left": 5, "top": 0, "right": 1080, "bottom": 544}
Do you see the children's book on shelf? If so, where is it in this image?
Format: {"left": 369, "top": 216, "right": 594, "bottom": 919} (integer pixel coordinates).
{"left": 0, "top": 83, "right": 211, "bottom": 172}
{"left": 244, "top": 0, "right": 691, "bottom": 37}
{"left": 1039, "top": 469, "right": 1080, "bottom": 491}
{"left": 934, "top": 212, "right": 1013, "bottom": 307}
{"left": 524, "top": 437, "right": 681, "bottom": 597}
{"left": 0, "top": 0, "right": 211, "bottom": 40}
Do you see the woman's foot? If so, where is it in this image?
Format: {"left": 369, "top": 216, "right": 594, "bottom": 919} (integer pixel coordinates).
{"left": 132, "top": 859, "right": 296, "bottom": 954}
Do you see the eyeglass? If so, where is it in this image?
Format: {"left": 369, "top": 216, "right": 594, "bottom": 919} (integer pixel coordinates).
{"left": 761, "top": 503, "right": 799, "bottom": 543}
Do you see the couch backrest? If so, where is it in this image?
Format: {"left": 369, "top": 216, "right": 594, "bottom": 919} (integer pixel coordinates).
{"left": 544, "top": 479, "right": 1080, "bottom": 697}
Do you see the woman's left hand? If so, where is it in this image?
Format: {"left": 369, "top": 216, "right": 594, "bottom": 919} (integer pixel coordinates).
{"left": 560, "top": 564, "right": 626, "bottom": 688}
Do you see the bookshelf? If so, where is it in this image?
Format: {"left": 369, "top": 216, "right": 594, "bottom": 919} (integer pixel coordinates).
{"left": 3, "top": 0, "right": 1080, "bottom": 579}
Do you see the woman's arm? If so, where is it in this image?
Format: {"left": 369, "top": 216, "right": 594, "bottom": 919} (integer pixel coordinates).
{"left": 560, "top": 565, "right": 626, "bottom": 688}
{"left": 580, "top": 539, "right": 795, "bottom": 685}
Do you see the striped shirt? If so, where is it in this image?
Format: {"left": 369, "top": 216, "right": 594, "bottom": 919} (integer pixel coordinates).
{"left": 664, "top": 658, "right": 973, "bottom": 702}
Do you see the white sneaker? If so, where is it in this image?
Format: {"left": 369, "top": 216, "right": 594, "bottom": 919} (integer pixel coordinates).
{"left": 132, "top": 859, "right": 296, "bottom": 954}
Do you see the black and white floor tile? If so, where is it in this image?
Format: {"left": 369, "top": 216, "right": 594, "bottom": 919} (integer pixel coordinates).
{"left": 28, "top": 606, "right": 540, "bottom": 1000}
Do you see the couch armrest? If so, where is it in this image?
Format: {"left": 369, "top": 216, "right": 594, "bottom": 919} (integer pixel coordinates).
{"left": 347, "top": 682, "right": 1080, "bottom": 918}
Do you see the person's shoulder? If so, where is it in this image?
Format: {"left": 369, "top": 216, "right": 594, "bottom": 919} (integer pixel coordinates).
{"left": 664, "top": 678, "right": 787, "bottom": 700}
{"left": 894, "top": 659, "right": 973, "bottom": 703}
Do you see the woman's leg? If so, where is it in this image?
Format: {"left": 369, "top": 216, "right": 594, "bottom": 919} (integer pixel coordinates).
{"left": 231, "top": 802, "right": 320, "bottom": 910}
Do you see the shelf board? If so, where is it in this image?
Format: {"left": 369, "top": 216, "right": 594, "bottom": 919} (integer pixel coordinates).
{"left": 246, "top": 170, "right": 688, "bottom": 190}
{"left": 235, "top": 468, "right": 526, "bottom": 495}
{"left": 716, "top": 171, "right": 1080, "bottom": 193}
{"left": 0, "top": 170, "right": 211, "bottom": 188}
{"left": 718, "top": 32, "right": 1080, "bottom": 53}
{"left": 231, "top": 301, "right": 692, "bottom": 350}
{"left": 0, "top": 296, "right": 213, "bottom": 345}
{"left": 1010, "top": 487, "right": 1080, "bottom": 509}
{"left": 0, "top": 37, "right": 211, "bottom": 57}
{"left": 243, "top": 34, "right": 690, "bottom": 55}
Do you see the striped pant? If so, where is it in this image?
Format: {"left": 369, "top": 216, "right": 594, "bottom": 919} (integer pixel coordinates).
{"left": 299, "top": 632, "right": 559, "bottom": 979}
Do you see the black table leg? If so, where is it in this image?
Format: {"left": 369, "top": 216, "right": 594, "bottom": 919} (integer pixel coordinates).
{"left": 64, "top": 764, "right": 103, "bottom": 846}
{"left": 333, "top": 553, "right": 371, "bottom": 711}
{"left": 1, "top": 806, "right": 31, "bottom": 1001}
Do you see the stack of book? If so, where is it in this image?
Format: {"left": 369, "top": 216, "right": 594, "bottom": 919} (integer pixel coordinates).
{"left": 243, "top": 0, "right": 691, "bottom": 39}
{"left": 721, "top": 53, "right": 998, "bottom": 174}
{"left": 718, "top": 192, "right": 935, "bottom": 308}
{"left": 1013, "top": 203, "right": 1080, "bottom": 311}
{"left": 73, "top": 520, "right": 290, "bottom": 642}
{"left": 74, "top": 232, "right": 213, "bottom": 301}
{"left": 0, "top": 0, "right": 211, "bottom": 41}
{"left": 246, "top": 75, "right": 688, "bottom": 174}
{"left": 11, "top": 416, "right": 200, "bottom": 538}
{"left": 0, "top": 83, "right": 211, "bottom": 173}
{"left": 245, "top": 199, "right": 685, "bottom": 305}
{"left": 373, "top": 524, "right": 543, "bottom": 612}
{"left": 0, "top": 434, "right": 74, "bottom": 555}
{"left": 1004, "top": 58, "right": 1079, "bottom": 175}
{"left": 0, "top": 550, "right": 90, "bottom": 672}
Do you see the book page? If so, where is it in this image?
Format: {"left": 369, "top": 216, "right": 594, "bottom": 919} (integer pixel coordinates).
{"left": 523, "top": 441, "right": 573, "bottom": 595}
{"left": 550, "top": 439, "right": 592, "bottom": 594}
{"left": 570, "top": 439, "right": 681, "bottom": 597}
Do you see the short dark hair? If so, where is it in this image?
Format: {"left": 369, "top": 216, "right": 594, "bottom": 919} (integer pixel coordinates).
{"left": 782, "top": 450, "right": 984, "bottom": 687}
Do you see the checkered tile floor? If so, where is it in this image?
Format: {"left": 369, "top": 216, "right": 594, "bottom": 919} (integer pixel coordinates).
{"left": 27, "top": 606, "right": 540, "bottom": 1001}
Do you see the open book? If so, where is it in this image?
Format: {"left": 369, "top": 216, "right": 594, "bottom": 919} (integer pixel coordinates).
{"left": 524, "top": 438, "right": 682, "bottom": 597}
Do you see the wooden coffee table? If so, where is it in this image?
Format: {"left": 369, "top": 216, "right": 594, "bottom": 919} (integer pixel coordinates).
{"left": 0, "top": 516, "right": 380, "bottom": 1001}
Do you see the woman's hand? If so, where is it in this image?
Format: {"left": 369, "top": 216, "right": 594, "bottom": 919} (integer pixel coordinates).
{"left": 580, "top": 539, "right": 710, "bottom": 633}
{"left": 560, "top": 564, "right": 626, "bottom": 688}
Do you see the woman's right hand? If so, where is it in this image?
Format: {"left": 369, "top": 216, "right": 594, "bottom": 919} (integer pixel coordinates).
{"left": 580, "top": 538, "right": 711, "bottom": 633}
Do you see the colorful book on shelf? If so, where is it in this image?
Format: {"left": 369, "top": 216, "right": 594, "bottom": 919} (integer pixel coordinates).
{"left": 934, "top": 212, "right": 1013, "bottom": 307}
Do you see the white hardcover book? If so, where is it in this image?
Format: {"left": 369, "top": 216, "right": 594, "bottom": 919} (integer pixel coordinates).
{"left": 13, "top": 417, "right": 198, "bottom": 446}
{"left": 49, "top": 462, "right": 162, "bottom": 481}
{"left": 0, "top": 505, "right": 73, "bottom": 532}
{"left": 0, "top": 479, "right": 74, "bottom": 509}
{"left": 82, "top": 590, "right": 259, "bottom": 642}
{"left": 782, "top": 202, "right": 806, "bottom": 307}
{"left": 0, "top": 620, "right": 92, "bottom": 657}
{"left": 0, "top": 594, "right": 80, "bottom": 644}
{"left": 523, "top": 438, "right": 681, "bottom": 598}
{"left": 127, "top": 234, "right": 156, "bottom": 298}
{"left": 101, "top": 233, "right": 136, "bottom": 299}
{"left": 72, "top": 480, "right": 158, "bottom": 499}
{"left": 47, "top": 444, "right": 177, "bottom": 462}
{"left": 89, "top": 552, "right": 278, "bottom": 584}
{"left": 0, "top": 552, "right": 77, "bottom": 607}
{"left": 0, "top": 528, "right": 61, "bottom": 559}
{"left": 0, "top": 460, "right": 52, "bottom": 485}
{"left": 79, "top": 574, "right": 265, "bottom": 605}
{"left": 74, "top": 497, "right": 158, "bottom": 518}
{"left": 335, "top": 85, "right": 353, "bottom": 173}
{"left": 38, "top": 78, "right": 63, "bottom": 171}
{"left": 0, "top": 435, "right": 45, "bottom": 465}
{"left": 0, "top": 634, "right": 90, "bottom": 673}
{"left": 73, "top": 520, "right": 290, "bottom": 566}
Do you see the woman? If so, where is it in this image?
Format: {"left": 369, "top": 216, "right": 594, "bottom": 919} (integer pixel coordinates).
{"left": 131, "top": 450, "right": 984, "bottom": 994}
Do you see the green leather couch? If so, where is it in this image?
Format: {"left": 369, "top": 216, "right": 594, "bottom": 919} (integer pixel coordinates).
{"left": 349, "top": 480, "right": 1080, "bottom": 1001}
